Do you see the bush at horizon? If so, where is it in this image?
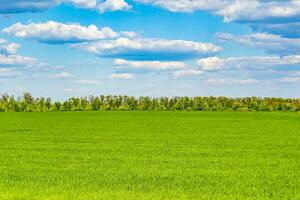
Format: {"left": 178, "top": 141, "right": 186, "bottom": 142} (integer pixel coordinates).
{"left": 1, "top": 92, "right": 300, "bottom": 112}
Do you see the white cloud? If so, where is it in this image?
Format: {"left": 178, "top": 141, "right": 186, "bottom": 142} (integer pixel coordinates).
{"left": 0, "top": 41, "right": 66, "bottom": 80}
{"left": 206, "top": 78, "right": 259, "bottom": 85}
{"left": 0, "top": 57, "right": 67, "bottom": 80}
{"left": 120, "top": 31, "right": 139, "bottom": 39}
{"left": 135, "top": 0, "right": 300, "bottom": 24}
{"left": 135, "top": 0, "right": 229, "bottom": 13}
{"left": 97, "top": 0, "right": 131, "bottom": 13}
{"left": 2, "top": 0, "right": 300, "bottom": 24}
{"left": 64, "top": 0, "right": 97, "bottom": 9}
{"left": 0, "top": 0, "right": 131, "bottom": 14}
{"left": 73, "top": 37, "right": 222, "bottom": 60}
{"left": 173, "top": 69, "right": 203, "bottom": 77}
{"left": 197, "top": 55, "right": 300, "bottom": 71}
{"left": 0, "top": 38, "right": 21, "bottom": 55}
{"left": 219, "top": 0, "right": 300, "bottom": 23}
{"left": 0, "top": 54, "right": 37, "bottom": 67}
{"left": 115, "top": 59, "right": 186, "bottom": 72}
{"left": 77, "top": 79, "right": 99, "bottom": 84}
{"left": 197, "top": 56, "right": 224, "bottom": 71}
{"left": 65, "top": 0, "right": 132, "bottom": 13}
{"left": 252, "top": 23, "right": 300, "bottom": 39}
{"left": 110, "top": 73, "right": 133, "bottom": 79}
{"left": 216, "top": 32, "right": 300, "bottom": 56}
{"left": 50, "top": 72, "right": 73, "bottom": 79}
{"left": 3, "top": 21, "right": 118, "bottom": 44}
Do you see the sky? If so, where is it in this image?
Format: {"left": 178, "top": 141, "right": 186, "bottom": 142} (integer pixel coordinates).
{"left": 0, "top": 0, "right": 300, "bottom": 100}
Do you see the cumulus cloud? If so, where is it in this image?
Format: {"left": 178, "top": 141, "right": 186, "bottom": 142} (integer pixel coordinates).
{"left": 206, "top": 78, "right": 259, "bottom": 85}
{"left": 2, "top": 0, "right": 300, "bottom": 24}
{"left": 216, "top": 32, "right": 300, "bottom": 56}
{"left": 252, "top": 23, "right": 300, "bottom": 39}
{"left": 73, "top": 37, "right": 222, "bottom": 61}
{"left": 119, "top": 31, "right": 139, "bottom": 39}
{"left": 197, "top": 55, "right": 300, "bottom": 71}
{"left": 197, "top": 56, "right": 224, "bottom": 71}
{"left": 135, "top": 0, "right": 229, "bottom": 13}
{"left": 64, "top": 0, "right": 97, "bottom": 9}
{"left": 0, "top": 38, "right": 66, "bottom": 82}
{"left": 218, "top": 0, "right": 300, "bottom": 23}
{"left": 3, "top": 21, "right": 118, "bottom": 44}
{"left": 135, "top": 0, "right": 300, "bottom": 24}
{"left": 98, "top": 0, "right": 131, "bottom": 13}
{"left": 0, "top": 39, "right": 21, "bottom": 55}
{"left": 115, "top": 59, "right": 186, "bottom": 72}
{"left": 0, "top": 54, "right": 37, "bottom": 67}
{"left": 65, "top": 0, "right": 132, "bottom": 13}
{"left": 4, "top": 21, "right": 221, "bottom": 61}
{"left": 0, "top": 0, "right": 132, "bottom": 14}
{"left": 110, "top": 73, "right": 133, "bottom": 79}
{"left": 0, "top": 38, "right": 66, "bottom": 80}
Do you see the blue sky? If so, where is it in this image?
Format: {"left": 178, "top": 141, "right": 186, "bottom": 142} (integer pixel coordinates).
{"left": 1, "top": 0, "right": 300, "bottom": 100}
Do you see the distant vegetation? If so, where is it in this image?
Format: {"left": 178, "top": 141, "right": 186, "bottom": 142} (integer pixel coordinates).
{"left": 1, "top": 92, "right": 300, "bottom": 112}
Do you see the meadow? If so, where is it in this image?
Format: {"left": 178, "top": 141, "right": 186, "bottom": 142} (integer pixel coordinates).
{"left": 0, "top": 112, "right": 299, "bottom": 199}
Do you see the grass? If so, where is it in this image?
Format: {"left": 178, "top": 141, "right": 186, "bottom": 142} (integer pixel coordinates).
{"left": 0, "top": 112, "right": 299, "bottom": 199}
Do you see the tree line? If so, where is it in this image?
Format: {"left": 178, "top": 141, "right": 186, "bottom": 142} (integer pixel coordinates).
{"left": 0, "top": 93, "right": 300, "bottom": 112}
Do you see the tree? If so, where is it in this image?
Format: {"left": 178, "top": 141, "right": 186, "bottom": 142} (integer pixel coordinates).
{"left": 0, "top": 93, "right": 299, "bottom": 112}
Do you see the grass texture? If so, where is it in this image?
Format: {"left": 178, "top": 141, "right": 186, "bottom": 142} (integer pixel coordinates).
{"left": 0, "top": 112, "right": 299, "bottom": 199}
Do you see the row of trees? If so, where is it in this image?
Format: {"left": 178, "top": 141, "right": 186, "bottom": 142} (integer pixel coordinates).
{"left": 1, "top": 93, "right": 300, "bottom": 112}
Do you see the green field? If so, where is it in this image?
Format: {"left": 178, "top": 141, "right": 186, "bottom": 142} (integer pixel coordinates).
{"left": 0, "top": 112, "right": 299, "bottom": 199}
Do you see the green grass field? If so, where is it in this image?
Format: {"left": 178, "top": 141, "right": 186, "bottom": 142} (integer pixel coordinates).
{"left": 0, "top": 112, "right": 299, "bottom": 199}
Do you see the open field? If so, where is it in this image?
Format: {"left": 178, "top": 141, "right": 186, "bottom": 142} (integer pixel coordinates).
{"left": 0, "top": 112, "right": 299, "bottom": 199}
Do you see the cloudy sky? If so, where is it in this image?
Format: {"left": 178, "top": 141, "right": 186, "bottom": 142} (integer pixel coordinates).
{"left": 1, "top": 0, "right": 300, "bottom": 99}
